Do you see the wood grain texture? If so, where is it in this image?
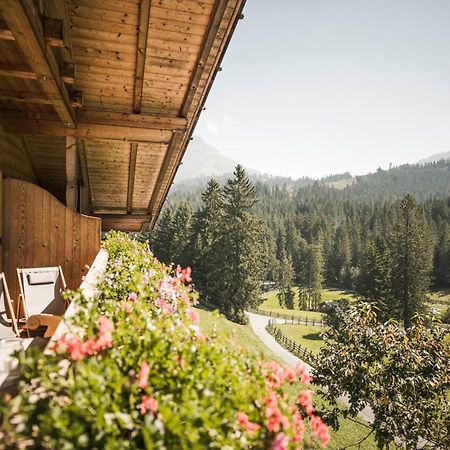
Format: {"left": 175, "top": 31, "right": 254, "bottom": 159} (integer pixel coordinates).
{"left": 1, "top": 178, "right": 101, "bottom": 309}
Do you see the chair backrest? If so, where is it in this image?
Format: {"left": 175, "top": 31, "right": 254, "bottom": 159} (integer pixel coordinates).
{"left": 17, "top": 267, "right": 67, "bottom": 318}
{"left": 0, "top": 273, "right": 20, "bottom": 338}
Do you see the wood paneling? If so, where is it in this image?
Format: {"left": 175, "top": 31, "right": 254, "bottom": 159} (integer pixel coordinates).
{"left": 0, "top": 125, "right": 37, "bottom": 183}
{"left": 1, "top": 178, "right": 101, "bottom": 309}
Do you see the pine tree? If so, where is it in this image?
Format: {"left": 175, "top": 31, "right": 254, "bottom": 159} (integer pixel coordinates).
{"left": 390, "top": 195, "right": 432, "bottom": 327}
{"left": 276, "top": 233, "right": 296, "bottom": 309}
{"left": 211, "top": 165, "right": 263, "bottom": 323}
{"left": 170, "top": 201, "right": 193, "bottom": 267}
{"left": 151, "top": 207, "right": 175, "bottom": 263}
{"left": 307, "top": 242, "right": 324, "bottom": 310}
{"left": 357, "top": 237, "right": 394, "bottom": 320}
{"left": 190, "top": 179, "right": 223, "bottom": 300}
{"left": 433, "top": 223, "right": 450, "bottom": 288}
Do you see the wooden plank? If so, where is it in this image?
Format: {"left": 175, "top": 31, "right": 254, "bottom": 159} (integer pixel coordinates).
{"left": 133, "top": 0, "right": 151, "bottom": 113}
{"left": 0, "top": 64, "right": 37, "bottom": 80}
{"left": 65, "top": 136, "right": 77, "bottom": 210}
{"left": 180, "top": 0, "right": 228, "bottom": 116}
{"left": 146, "top": 130, "right": 182, "bottom": 215}
{"left": 0, "top": 117, "right": 172, "bottom": 143}
{"left": 64, "top": 206, "right": 73, "bottom": 285}
{"left": 0, "top": 90, "right": 52, "bottom": 105}
{"left": 0, "top": 171, "right": 2, "bottom": 273}
{"left": 42, "top": 17, "right": 64, "bottom": 47}
{"left": 126, "top": 143, "right": 137, "bottom": 213}
{"left": 0, "top": 1, "right": 76, "bottom": 127}
{"left": 71, "top": 213, "right": 81, "bottom": 287}
{"left": 0, "top": 18, "right": 66, "bottom": 47}
{"left": 80, "top": 217, "right": 88, "bottom": 280}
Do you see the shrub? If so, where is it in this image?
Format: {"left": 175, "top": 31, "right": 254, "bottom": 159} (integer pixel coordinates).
{"left": 441, "top": 306, "right": 450, "bottom": 324}
{"left": 314, "top": 303, "right": 450, "bottom": 449}
{"left": 1, "top": 232, "right": 329, "bottom": 449}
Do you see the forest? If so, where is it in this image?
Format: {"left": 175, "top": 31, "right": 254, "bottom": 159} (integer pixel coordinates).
{"left": 148, "top": 160, "right": 450, "bottom": 323}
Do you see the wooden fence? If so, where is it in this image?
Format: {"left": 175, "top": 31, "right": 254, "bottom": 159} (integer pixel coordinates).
{"left": 1, "top": 177, "right": 101, "bottom": 311}
{"left": 266, "top": 320, "right": 317, "bottom": 367}
{"left": 251, "top": 307, "right": 326, "bottom": 327}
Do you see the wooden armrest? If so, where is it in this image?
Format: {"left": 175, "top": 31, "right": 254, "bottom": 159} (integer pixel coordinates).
{"left": 26, "top": 314, "right": 62, "bottom": 338}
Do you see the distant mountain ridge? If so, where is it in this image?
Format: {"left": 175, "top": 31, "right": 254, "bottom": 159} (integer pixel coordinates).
{"left": 172, "top": 138, "right": 450, "bottom": 201}
{"left": 174, "top": 136, "right": 259, "bottom": 184}
{"left": 418, "top": 151, "right": 450, "bottom": 165}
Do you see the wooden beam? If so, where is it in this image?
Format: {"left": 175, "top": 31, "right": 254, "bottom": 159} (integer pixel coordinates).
{"left": 78, "top": 109, "right": 187, "bottom": 131}
{"left": 77, "top": 139, "right": 93, "bottom": 214}
{"left": 133, "top": 0, "right": 151, "bottom": 113}
{"left": 0, "top": 18, "right": 65, "bottom": 47}
{"left": 96, "top": 214, "right": 151, "bottom": 232}
{"left": 0, "top": 64, "right": 36, "bottom": 80}
{"left": 66, "top": 136, "right": 77, "bottom": 210}
{"left": 0, "top": 90, "right": 52, "bottom": 105}
{"left": 0, "top": 115, "right": 173, "bottom": 143}
{"left": 0, "top": 63, "right": 76, "bottom": 84}
{"left": 0, "top": 2, "right": 76, "bottom": 127}
{"left": 42, "top": 17, "right": 64, "bottom": 48}
{"left": 0, "top": 90, "right": 81, "bottom": 106}
{"left": 180, "top": 0, "right": 229, "bottom": 117}
{"left": 126, "top": 143, "right": 138, "bottom": 214}
{"left": 0, "top": 110, "right": 186, "bottom": 141}
{"left": 146, "top": 130, "right": 183, "bottom": 215}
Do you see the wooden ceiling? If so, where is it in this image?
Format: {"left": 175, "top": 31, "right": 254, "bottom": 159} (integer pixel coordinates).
{"left": 0, "top": 0, "right": 246, "bottom": 231}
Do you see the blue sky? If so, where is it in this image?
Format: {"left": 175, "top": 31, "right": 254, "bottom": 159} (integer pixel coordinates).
{"left": 193, "top": 0, "right": 450, "bottom": 179}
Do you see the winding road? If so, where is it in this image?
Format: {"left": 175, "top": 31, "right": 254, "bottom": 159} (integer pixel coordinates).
{"left": 246, "top": 311, "right": 375, "bottom": 424}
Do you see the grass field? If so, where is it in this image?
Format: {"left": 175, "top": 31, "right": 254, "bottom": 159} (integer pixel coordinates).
{"left": 259, "top": 287, "right": 356, "bottom": 319}
{"left": 197, "top": 305, "right": 377, "bottom": 449}
{"left": 428, "top": 290, "right": 450, "bottom": 315}
{"left": 278, "top": 323, "right": 325, "bottom": 355}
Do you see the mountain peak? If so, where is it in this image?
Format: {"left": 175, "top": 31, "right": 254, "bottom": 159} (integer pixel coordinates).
{"left": 174, "top": 136, "right": 258, "bottom": 183}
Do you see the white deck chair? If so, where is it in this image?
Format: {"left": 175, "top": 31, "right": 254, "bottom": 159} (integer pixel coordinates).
{"left": 17, "top": 267, "right": 67, "bottom": 337}
{"left": 0, "top": 273, "right": 20, "bottom": 339}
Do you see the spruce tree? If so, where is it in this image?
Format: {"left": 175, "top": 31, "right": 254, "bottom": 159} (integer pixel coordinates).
{"left": 357, "top": 237, "right": 394, "bottom": 320}
{"left": 190, "top": 179, "right": 223, "bottom": 300}
{"left": 433, "top": 223, "right": 450, "bottom": 288}
{"left": 151, "top": 207, "right": 175, "bottom": 263}
{"left": 276, "top": 234, "right": 296, "bottom": 309}
{"left": 307, "top": 242, "right": 324, "bottom": 310}
{"left": 211, "top": 165, "right": 263, "bottom": 323}
{"left": 170, "top": 201, "right": 193, "bottom": 267}
{"left": 390, "top": 195, "right": 432, "bottom": 327}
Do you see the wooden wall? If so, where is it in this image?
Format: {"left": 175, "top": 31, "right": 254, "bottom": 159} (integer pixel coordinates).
{"left": 0, "top": 126, "right": 37, "bottom": 183}
{"left": 1, "top": 177, "right": 101, "bottom": 309}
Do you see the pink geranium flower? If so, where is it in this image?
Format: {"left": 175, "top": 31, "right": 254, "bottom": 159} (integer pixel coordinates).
{"left": 138, "top": 361, "right": 150, "bottom": 389}
{"left": 310, "top": 414, "right": 330, "bottom": 447}
{"left": 128, "top": 292, "right": 138, "bottom": 302}
{"left": 296, "top": 362, "right": 313, "bottom": 385}
{"left": 237, "top": 412, "right": 261, "bottom": 436}
{"left": 186, "top": 307, "right": 199, "bottom": 324}
{"left": 140, "top": 395, "right": 158, "bottom": 415}
{"left": 297, "top": 390, "right": 314, "bottom": 416}
{"left": 272, "top": 432, "right": 289, "bottom": 450}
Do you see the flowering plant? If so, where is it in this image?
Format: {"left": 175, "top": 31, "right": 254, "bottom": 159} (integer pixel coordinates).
{"left": 1, "top": 232, "right": 329, "bottom": 449}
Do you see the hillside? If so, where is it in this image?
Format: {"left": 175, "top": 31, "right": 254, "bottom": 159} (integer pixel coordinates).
{"left": 173, "top": 138, "right": 450, "bottom": 201}
{"left": 418, "top": 151, "right": 450, "bottom": 164}
{"left": 174, "top": 136, "right": 258, "bottom": 184}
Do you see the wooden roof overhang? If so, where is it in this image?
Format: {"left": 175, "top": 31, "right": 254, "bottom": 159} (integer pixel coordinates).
{"left": 0, "top": 0, "right": 246, "bottom": 231}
